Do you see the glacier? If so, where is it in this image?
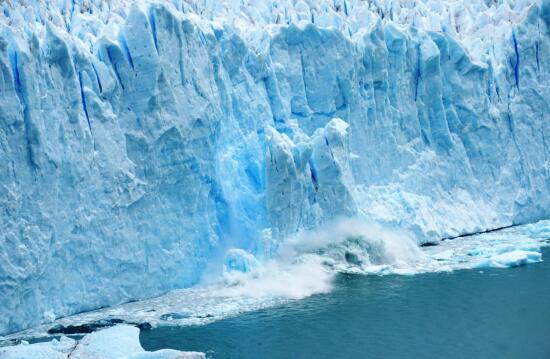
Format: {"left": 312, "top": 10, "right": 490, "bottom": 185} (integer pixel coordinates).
{"left": 0, "top": 0, "right": 549, "bottom": 335}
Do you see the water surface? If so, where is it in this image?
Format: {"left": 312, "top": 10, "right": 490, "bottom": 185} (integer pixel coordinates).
{"left": 141, "top": 247, "right": 550, "bottom": 359}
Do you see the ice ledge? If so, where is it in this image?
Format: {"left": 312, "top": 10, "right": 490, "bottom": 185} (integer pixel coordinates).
{"left": 0, "top": 325, "right": 204, "bottom": 359}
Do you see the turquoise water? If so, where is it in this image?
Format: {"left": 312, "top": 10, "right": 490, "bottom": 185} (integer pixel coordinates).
{"left": 141, "top": 247, "right": 550, "bottom": 359}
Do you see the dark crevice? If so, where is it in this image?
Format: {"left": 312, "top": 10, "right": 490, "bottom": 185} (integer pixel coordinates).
{"left": 9, "top": 48, "right": 37, "bottom": 170}
{"left": 91, "top": 63, "right": 103, "bottom": 93}
{"left": 511, "top": 31, "right": 520, "bottom": 89}
{"left": 198, "top": 31, "right": 208, "bottom": 46}
{"left": 414, "top": 45, "right": 421, "bottom": 101}
{"left": 48, "top": 319, "right": 150, "bottom": 336}
{"left": 324, "top": 135, "right": 335, "bottom": 160}
{"left": 118, "top": 34, "right": 135, "bottom": 70}
{"left": 67, "top": 340, "right": 79, "bottom": 359}
{"left": 78, "top": 71, "right": 95, "bottom": 151}
{"left": 336, "top": 102, "right": 347, "bottom": 112}
{"left": 442, "top": 224, "right": 516, "bottom": 241}
{"left": 106, "top": 47, "right": 125, "bottom": 90}
{"left": 290, "top": 110, "right": 308, "bottom": 118}
{"left": 336, "top": 76, "right": 348, "bottom": 111}
{"left": 420, "top": 129, "right": 430, "bottom": 145}
{"left": 536, "top": 22, "right": 541, "bottom": 73}
{"left": 70, "top": 0, "right": 76, "bottom": 29}
{"left": 148, "top": 9, "right": 159, "bottom": 54}
{"left": 420, "top": 242, "right": 439, "bottom": 247}
{"left": 309, "top": 160, "right": 319, "bottom": 192}
{"left": 535, "top": 42, "right": 540, "bottom": 73}
{"left": 506, "top": 111, "right": 514, "bottom": 135}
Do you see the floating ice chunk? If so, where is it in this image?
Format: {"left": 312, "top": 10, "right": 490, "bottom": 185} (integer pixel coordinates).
{"left": 477, "top": 250, "right": 543, "bottom": 269}
{"left": 0, "top": 337, "right": 73, "bottom": 359}
{"left": 0, "top": 325, "right": 204, "bottom": 359}
{"left": 223, "top": 249, "right": 260, "bottom": 274}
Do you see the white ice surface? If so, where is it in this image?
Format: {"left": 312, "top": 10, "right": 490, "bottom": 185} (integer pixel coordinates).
{"left": 0, "top": 325, "right": 204, "bottom": 359}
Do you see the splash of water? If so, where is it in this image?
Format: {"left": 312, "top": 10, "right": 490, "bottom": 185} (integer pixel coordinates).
{"left": 216, "top": 219, "right": 424, "bottom": 300}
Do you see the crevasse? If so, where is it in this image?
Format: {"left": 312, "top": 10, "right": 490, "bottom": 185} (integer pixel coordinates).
{"left": 0, "top": 0, "right": 548, "bottom": 335}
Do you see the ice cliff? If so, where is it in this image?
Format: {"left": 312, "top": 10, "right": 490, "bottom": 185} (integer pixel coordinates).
{"left": 0, "top": 0, "right": 549, "bottom": 335}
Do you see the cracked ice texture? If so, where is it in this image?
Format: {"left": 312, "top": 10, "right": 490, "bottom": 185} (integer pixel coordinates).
{"left": 0, "top": 0, "right": 549, "bottom": 334}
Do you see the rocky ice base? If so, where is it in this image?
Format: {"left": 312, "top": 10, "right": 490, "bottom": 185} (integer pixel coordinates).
{"left": 1, "top": 0, "right": 549, "bottom": 335}
{"left": 0, "top": 325, "right": 204, "bottom": 359}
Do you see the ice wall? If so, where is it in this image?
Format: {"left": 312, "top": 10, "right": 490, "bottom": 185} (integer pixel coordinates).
{"left": 0, "top": 0, "right": 549, "bottom": 334}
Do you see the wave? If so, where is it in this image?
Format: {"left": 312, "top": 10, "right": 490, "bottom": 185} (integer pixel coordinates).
{"left": 217, "top": 219, "right": 424, "bottom": 300}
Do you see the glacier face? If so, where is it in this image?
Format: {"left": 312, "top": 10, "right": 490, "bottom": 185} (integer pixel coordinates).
{"left": 0, "top": 0, "right": 549, "bottom": 335}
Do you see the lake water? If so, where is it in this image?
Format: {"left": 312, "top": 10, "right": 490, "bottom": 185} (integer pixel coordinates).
{"left": 141, "top": 247, "right": 550, "bottom": 359}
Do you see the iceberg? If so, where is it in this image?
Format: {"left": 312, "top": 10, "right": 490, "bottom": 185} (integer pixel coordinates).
{"left": 477, "top": 250, "right": 543, "bottom": 268}
{"left": 0, "top": 325, "right": 204, "bottom": 359}
{"left": 223, "top": 248, "right": 260, "bottom": 274}
{"left": 0, "top": 0, "right": 549, "bottom": 335}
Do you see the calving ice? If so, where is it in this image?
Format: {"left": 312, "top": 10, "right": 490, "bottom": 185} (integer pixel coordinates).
{"left": 0, "top": 0, "right": 549, "bottom": 338}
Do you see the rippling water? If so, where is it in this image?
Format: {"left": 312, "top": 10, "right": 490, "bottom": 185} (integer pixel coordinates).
{"left": 141, "top": 247, "right": 550, "bottom": 359}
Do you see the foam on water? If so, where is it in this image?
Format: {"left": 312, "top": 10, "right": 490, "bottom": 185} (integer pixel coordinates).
{"left": 2, "top": 220, "right": 549, "bottom": 344}
{"left": 217, "top": 219, "right": 422, "bottom": 299}
{"left": 218, "top": 255, "right": 332, "bottom": 300}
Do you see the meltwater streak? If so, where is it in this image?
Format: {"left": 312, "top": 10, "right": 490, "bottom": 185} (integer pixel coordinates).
{"left": 3, "top": 220, "right": 549, "bottom": 343}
